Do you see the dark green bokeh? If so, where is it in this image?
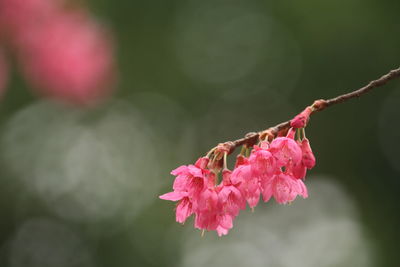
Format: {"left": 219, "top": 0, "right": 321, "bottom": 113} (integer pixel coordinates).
{"left": 0, "top": 0, "right": 399, "bottom": 266}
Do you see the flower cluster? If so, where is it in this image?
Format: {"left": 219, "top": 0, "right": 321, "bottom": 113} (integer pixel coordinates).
{"left": 0, "top": 0, "right": 115, "bottom": 105}
{"left": 160, "top": 112, "right": 316, "bottom": 236}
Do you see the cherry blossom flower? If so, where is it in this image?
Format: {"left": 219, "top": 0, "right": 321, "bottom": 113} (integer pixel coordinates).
{"left": 286, "top": 138, "right": 316, "bottom": 179}
{"left": 218, "top": 170, "right": 246, "bottom": 216}
{"left": 230, "top": 160, "right": 260, "bottom": 209}
{"left": 261, "top": 173, "right": 308, "bottom": 204}
{"left": 194, "top": 185, "right": 219, "bottom": 230}
{"left": 160, "top": 127, "right": 315, "bottom": 235}
{"left": 160, "top": 157, "right": 209, "bottom": 224}
{"left": 249, "top": 145, "right": 276, "bottom": 178}
{"left": 269, "top": 136, "right": 302, "bottom": 167}
{"left": 159, "top": 67, "right": 400, "bottom": 235}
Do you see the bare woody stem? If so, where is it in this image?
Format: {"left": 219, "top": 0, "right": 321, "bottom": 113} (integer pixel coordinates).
{"left": 214, "top": 66, "right": 400, "bottom": 155}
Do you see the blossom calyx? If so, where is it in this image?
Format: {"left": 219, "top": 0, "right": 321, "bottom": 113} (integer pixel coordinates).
{"left": 290, "top": 106, "right": 313, "bottom": 128}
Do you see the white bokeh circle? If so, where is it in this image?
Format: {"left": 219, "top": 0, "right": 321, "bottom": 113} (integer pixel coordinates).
{"left": 179, "top": 177, "right": 374, "bottom": 267}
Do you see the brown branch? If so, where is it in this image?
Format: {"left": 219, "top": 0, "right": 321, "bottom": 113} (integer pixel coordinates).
{"left": 215, "top": 66, "right": 400, "bottom": 155}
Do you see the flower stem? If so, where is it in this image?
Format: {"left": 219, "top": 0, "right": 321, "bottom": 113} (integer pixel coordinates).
{"left": 212, "top": 66, "right": 400, "bottom": 155}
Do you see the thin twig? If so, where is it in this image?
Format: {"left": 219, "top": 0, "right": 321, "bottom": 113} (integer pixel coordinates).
{"left": 216, "top": 66, "right": 400, "bottom": 155}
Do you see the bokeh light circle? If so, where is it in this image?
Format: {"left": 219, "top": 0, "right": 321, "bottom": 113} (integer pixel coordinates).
{"left": 9, "top": 218, "right": 94, "bottom": 267}
{"left": 1, "top": 100, "right": 162, "bottom": 229}
{"left": 173, "top": 0, "right": 301, "bottom": 89}
{"left": 179, "top": 177, "right": 374, "bottom": 267}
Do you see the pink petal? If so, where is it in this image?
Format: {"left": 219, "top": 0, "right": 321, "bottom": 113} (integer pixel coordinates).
{"left": 171, "top": 165, "right": 188, "bottom": 176}
{"left": 195, "top": 157, "right": 209, "bottom": 169}
{"left": 216, "top": 226, "right": 229, "bottom": 237}
{"left": 218, "top": 214, "right": 233, "bottom": 230}
{"left": 176, "top": 198, "right": 193, "bottom": 223}
{"left": 159, "top": 191, "right": 184, "bottom": 201}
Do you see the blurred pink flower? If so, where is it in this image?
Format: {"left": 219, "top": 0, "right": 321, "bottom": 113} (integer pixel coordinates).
{"left": 0, "top": 0, "right": 62, "bottom": 42}
{"left": 0, "top": 48, "right": 8, "bottom": 96}
{"left": 18, "top": 11, "right": 115, "bottom": 105}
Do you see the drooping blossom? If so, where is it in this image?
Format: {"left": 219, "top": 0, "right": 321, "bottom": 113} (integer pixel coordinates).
{"left": 160, "top": 119, "right": 317, "bottom": 236}
{"left": 269, "top": 135, "right": 302, "bottom": 167}
{"left": 194, "top": 170, "right": 245, "bottom": 236}
{"left": 286, "top": 137, "right": 316, "bottom": 179}
{"left": 194, "top": 173, "right": 220, "bottom": 231}
{"left": 300, "top": 138, "right": 316, "bottom": 169}
{"left": 261, "top": 173, "right": 308, "bottom": 204}
{"left": 249, "top": 144, "right": 276, "bottom": 178}
{"left": 18, "top": 11, "right": 115, "bottom": 105}
{"left": 159, "top": 157, "right": 209, "bottom": 224}
{"left": 230, "top": 158, "right": 260, "bottom": 209}
{"left": 218, "top": 169, "right": 246, "bottom": 217}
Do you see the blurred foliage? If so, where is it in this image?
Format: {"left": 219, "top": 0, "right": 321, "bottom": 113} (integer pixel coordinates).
{"left": 0, "top": 0, "right": 400, "bottom": 266}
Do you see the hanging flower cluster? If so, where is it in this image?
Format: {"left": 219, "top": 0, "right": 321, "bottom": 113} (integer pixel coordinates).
{"left": 160, "top": 108, "right": 316, "bottom": 236}
{"left": 0, "top": 0, "right": 115, "bottom": 105}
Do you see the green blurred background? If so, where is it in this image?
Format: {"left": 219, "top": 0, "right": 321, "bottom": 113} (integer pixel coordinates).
{"left": 0, "top": 0, "right": 400, "bottom": 266}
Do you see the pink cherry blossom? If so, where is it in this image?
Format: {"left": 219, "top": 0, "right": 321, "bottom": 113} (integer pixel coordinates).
{"left": 191, "top": 170, "right": 245, "bottom": 236}
{"left": 159, "top": 157, "right": 210, "bottom": 224}
{"left": 285, "top": 138, "right": 316, "bottom": 179}
{"left": 249, "top": 145, "right": 276, "bottom": 177}
{"left": 18, "top": 11, "right": 115, "bottom": 105}
{"left": 261, "top": 173, "right": 308, "bottom": 204}
{"left": 218, "top": 170, "right": 246, "bottom": 216}
{"left": 289, "top": 160, "right": 307, "bottom": 179}
{"left": 231, "top": 163, "right": 260, "bottom": 208}
{"left": 194, "top": 209, "right": 233, "bottom": 236}
{"left": 196, "top": 179, "right": 218, "bottom": 212}
{"left": 269, "top": 136, "right": 302, "bottom": 167}
{"left": 194, "top": 188, "right": 219, "bottom": 230}
{"left": 160, "top": 129, "right": 316, "bottom": 235}
{"left": 171, "top": 164, "right": 207, "bottom": 197}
